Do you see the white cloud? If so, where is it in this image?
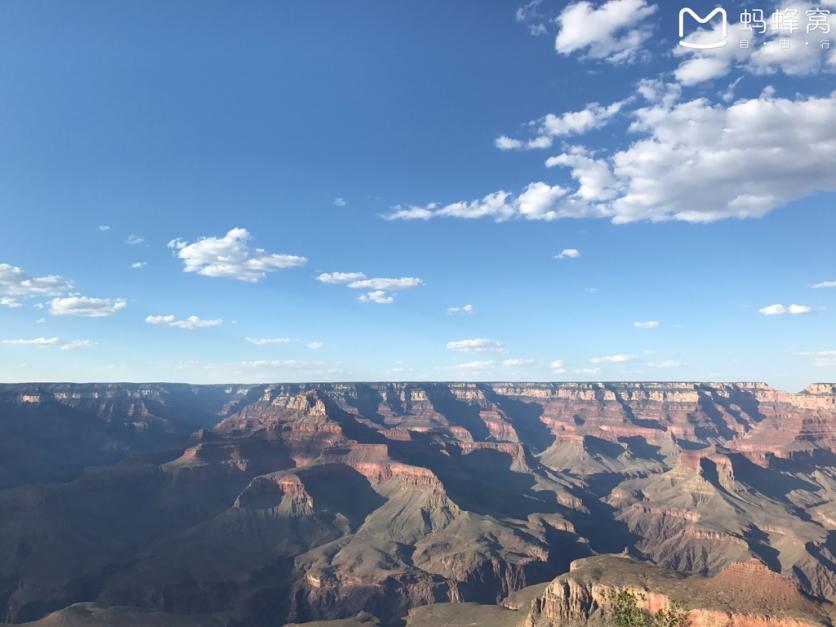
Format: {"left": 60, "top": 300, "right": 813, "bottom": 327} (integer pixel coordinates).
{"left": 1, "top": 297, "right": 21, "bottom": 308}
{"left": 447, "top": 338, "right": 506, "bottom": 353}
{"left": 633, "top": 320, "right": 659, "bottom": 329}
{"left": 145, "top": 314, "right": 223, "bottom": 329}
{"left": 0, "top": 263, "right": 71, "bottom": 298}
{"left": 448, "top": 304, "right": 475, "bottom": 316}
{"left": 348, "top": 277, "right": 423, "bottom": 290}
{"left": 131, "top": 261, "right": 147, "bottom": 269}
{"left": 590, "top": 353, "right": 635, "bottom": 363}
{"left": 125, "top": 234, "right": 144, "bottom": 245}
{"left": 320, "top": 272, "right": 423, "bottom": 305}
{"left": 674, "top": 2, "right": 836, "bottom": 86}
{"left": 503, "top": 358, "right": 535, "bottom": 367}
{"left": 812, "top": 280, "right": 836, "bottom": 289}
{"left": 759, "top": 303, "right": 813, "bottom": 315}
{"left": 497, "top": 101, "right": 624, "bottom": 150}
{"left": 168, "top": 227, "right": 307, "bottom": 282}
{"left": 50, "top": 296, "right": 126, "bottom": 318}
{"left": 573, "top": 367, "right": 601, "bottom": 374}
{"left": 555, "top": 0, "right": 658, "bottom": 64}
{"left": 60, "top": 339, "right": 93, "bottom": 351}
{"left": 516, "top": 0, "right": 549, "bottom": 36}
{"left": 551, "top": 359, "right": 567, "bottom": 373}
{"left": 552, "top": 92, "right": 836, "bottom": 223}
{"left": 2, "top": 337, "right": 60, "bottom": 347}
{"left": 317, "top": 272, "right": 367, "bottom": 284}
{"left": 307, "top": 341, "right": 324, "bottom": 350}
{"left": 358, "top": 290, "right": 394, "bottom": 304}
{"left": 404, "top": 92, "right": 836, "bottom": 226}
{"left": 333, "top": 197, "right": 347, "bottom": 207}
{"left": 245, "top": 336, "right": 293, "bottom": 345}
{"left": 555, "top": 248, "right": 581, "bottom": 260}
{"left": 98, "top": 225, "right": 111, "bottom": 232}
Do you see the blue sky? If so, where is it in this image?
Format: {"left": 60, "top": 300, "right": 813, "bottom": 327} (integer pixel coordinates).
{"left": 0, "top": 0, "right": 834, "bottom": 390}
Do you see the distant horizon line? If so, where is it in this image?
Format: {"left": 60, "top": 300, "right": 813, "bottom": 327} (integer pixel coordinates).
{"left": 1, "top": 380, "right": 833, "bottom": 395}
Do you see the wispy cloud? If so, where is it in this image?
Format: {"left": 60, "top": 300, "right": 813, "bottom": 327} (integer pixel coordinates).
{"left": 3, "top": 337, "right": 61, "bottom": 347}
{"left": 447, "top": 338, "right": 505, "bottom": 353}
{"left": 633, "top": 320, "right": 659, "bottom": 329}
{"left": 125, "top": 234, "right": 144, "bottom": 245}
{"left": 590, "top": 353, "right": 635, "bottom": 363}
{"left": 811, "top": 280, "right": 836, "bottom": 289}
{"left": 145, "top": 315, "right": 223, "bottom": 329}
{"left": 245, "top": 337, "right": 293, "bottom": 345}
{"left": 333, "top": 197, "right": 347, "bottom": 207}
{"left": 131, "top": 261, "right": 147, "bottom": 269}
{"left": 447, "top": 304, "right": 474, "bottom": 316}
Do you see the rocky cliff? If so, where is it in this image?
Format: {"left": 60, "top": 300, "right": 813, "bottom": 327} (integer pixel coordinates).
{"left": 0, "top": 382, "right": 833, "bottom": 626}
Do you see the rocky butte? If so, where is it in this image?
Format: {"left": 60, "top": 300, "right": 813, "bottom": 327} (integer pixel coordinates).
{"left": 0, "top": 381, "right": 833, "bottom": 626}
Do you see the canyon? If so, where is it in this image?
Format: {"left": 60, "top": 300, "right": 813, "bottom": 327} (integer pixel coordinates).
{"left": 0, "top": 382, "right": 833, "bottom": 626}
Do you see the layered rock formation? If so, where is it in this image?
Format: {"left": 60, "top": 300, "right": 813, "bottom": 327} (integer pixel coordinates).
{"left": 0, "top": 382, "right": 833, "bottom": 626}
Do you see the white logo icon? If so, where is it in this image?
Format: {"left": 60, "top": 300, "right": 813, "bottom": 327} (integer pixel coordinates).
{"left": 679, "top": 7, "right": 728, "bottom": 49}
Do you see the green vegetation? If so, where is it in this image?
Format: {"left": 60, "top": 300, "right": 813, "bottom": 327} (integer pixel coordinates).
{"left": 606, "top": 589, "right": 687, "bottom": 627}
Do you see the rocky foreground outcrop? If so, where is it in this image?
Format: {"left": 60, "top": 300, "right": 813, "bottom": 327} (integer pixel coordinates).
{"left": 406, "top": 555, "right": 835, "bottom": 627}
{"left": 0, "top": 382, "right": 833, "bottom": 626}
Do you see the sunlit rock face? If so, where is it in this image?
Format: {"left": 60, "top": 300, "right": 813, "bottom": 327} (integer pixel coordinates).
{"left": 0, "top": 381, "right": 833, "bottom": 626}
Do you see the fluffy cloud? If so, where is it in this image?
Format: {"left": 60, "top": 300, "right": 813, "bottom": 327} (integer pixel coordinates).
{"left": 555, "top": 248, "right": 581, "bottom": 259}
{"left": 590, "top": 353, "right": 635, "bottom": 363}
{"left": 1, "top": 297, "right": 21, "bottom": 308}
{"left": 551, "top": 359, "right": 567, "bottom": 373}
{"left": 245, "top": 337, "right": 292, "bottom": 345}
{"left": 333, "top": 197, "right": 347, "bottom": 207}
{"left": 496, "top": 101, "right": 624, "bottom": 150}
{"left": 555, "top": 0, "right": 658, "bottom": 63}
{"left": 168, "top": 228, "right": 307, "bottom": 282}
{"left": 812, "top": 280, "right": 836, "bottom": 289}
{"left": 307, "top": 341, "right": 324, "bottom": 350}
{"left": 358, "top": 290, "right": 394, "bottom": 304}
{"left": 633, "top": 320, "right": 659, "bottom": 329}
{"left": 145, "top": 314, "right": 223, "bottom": 329}
{"left": 395, "top": 91, "right": 836, "bottom": 225}
{"left": 448, "top": 304, "right": 474, "bottom": 315}
{"left": 758, "top": 303, "right": 813, "bottom": 315}
{"left": 131, "top": 261, "right": 147, "bottom": 269}
{"left": 50, "top": 296, "right": 126, "bottom": 317}
{"left": 674, "top": 2, "right": 836, "bottom": 86}
{"left": 446, "top": 338, "right": 506, "bottom": 353}
{"left": 551, "top": 92, "right": 836, "bottom": 223}
{"left": 0, "top": 263, "right": 71, "bottom": 298}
